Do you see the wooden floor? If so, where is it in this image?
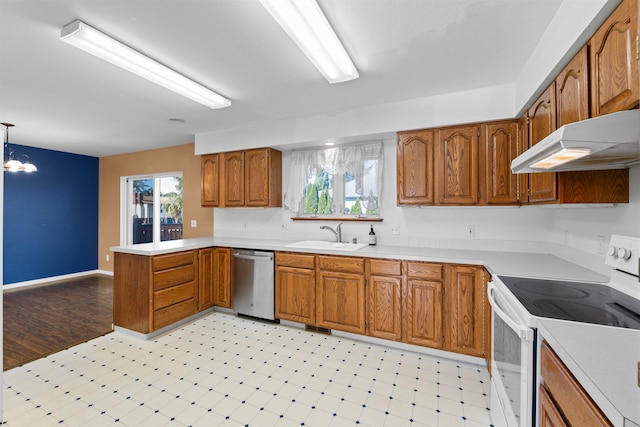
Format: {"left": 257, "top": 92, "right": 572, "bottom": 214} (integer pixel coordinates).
{"left": 3, "top": 274, "right": 113, "bottom": 371}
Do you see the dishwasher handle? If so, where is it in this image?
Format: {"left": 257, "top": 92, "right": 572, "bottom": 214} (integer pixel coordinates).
{"left": 233, "top": 252, "right": 273, "bottom": 261}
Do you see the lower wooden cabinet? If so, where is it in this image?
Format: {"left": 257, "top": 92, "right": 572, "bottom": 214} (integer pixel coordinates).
{"left": 402, "top": 261, "right": 444, "bottom": 349}
{"left": 114, "top": 250, "right": 200, "bottom": 334}
{"left": 316, "top": 255, "right": 366, "bottom": 334}
{"left": 367, "top": 259, "right": 402, "bottom": 341}
{"left": 198, "top": 247, "right": 215, "bottom": 311}
{"left": 540, "top": 341, "right": 612, "bottom": 427}
{"left": 275, "top": 252, "right": 316, "bottom": 324}
{"left": 213, "top": 247, "right": 233, "bottom": 308}
{"left": 446, "top": 264, "right": 485, "bottom": 357}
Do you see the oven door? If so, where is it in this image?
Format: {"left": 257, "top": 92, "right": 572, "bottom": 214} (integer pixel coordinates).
{"left": 488, "top": 280, "right": 535, "bottom": 427}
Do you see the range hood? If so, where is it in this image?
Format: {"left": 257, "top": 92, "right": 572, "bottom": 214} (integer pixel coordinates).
{"left": 511, "top": 110, "right": 640, "bottom": 173}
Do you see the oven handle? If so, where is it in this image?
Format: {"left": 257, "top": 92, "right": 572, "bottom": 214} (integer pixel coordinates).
{"left": 487, "top": 281, "right": 534, "bottom": 342}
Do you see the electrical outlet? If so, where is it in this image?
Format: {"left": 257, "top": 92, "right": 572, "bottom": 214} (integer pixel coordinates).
{"left": 281, "top": 223, "right": 288, "bottom": 231}
{"left": 191, "top": 219, "right": 197, "bottom": 228}
{"left": 243, "top": 222, "right": 247, "bottom": 231}
{"left": 466, "top": 225, "right": 475, "bottom": 239}
{"left": 106, "top": 254, "right": 110, "bottom": 262}
{"left": 597, "top": 235, "right": 605, "bottom": 255}
{"left": 391, "top": 225, "right": 400, "bottom": 235}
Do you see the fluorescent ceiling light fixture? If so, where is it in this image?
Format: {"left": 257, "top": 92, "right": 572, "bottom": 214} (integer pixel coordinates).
{"left": 60, "top": 20, "right": 230, "bottom": 109}
{"left": 529, "top": 148, "right": 592, "bottom": 169}
{"left": 259, "top": 0, "right": 358, "bottom": 84}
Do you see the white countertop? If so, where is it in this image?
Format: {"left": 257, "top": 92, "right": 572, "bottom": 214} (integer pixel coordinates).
{"left": 111, "top": 236, "right": 608, "bottom": 283}
{"left": 537, "top": 318, "right": 640, "bottom": 426}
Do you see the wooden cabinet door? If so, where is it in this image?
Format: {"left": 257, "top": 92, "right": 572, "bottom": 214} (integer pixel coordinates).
{"left": 485, "top": 121, "right": 518, "bottom": 204}
{"left": 402, "top": 278, "right": 443, "bottom": 349}
{"left": 367, "top": 274, "right": 402, "bottom": 341}
{"left": 556, "top": 46, "right": 589, "bottom": 127}
{"left": 397, "top": 130, "right": 435, "bottom": 205}
{"left": 528, "top": 84, "right": 557, "bottom": 203}
{"left": 213, "top": 247, "right": 233, "bottom": 308}
{"left": 245, "top": 148, "right": 270, "bottom": 207}
{"left": 437, "top": 125, "right": 479, "bottom": 204}
{"left": 316, "top": 271, "right": 365, "bottom": 334}
{"left": 201, "top": 154, "right": 220, "bottom": 207}
{"left": 539, "top": 386, "right": 569, "bottom": 427}
{"left": 198, "top": 247, "right": 215, "bottom": 311}
{"left": 275, "top": 266, "right": 316, "bottom": 324}
{"left": 446, "top": 265, "right": 484, "bottom": 357}
{"left": 517, "top": 115, "right": 529, "bottom": 203}
{"left": 590, "top": 0, "right": 639, "bottom": 116}
{"left": 222, "top": 151, "right": 245, "bottom": 207}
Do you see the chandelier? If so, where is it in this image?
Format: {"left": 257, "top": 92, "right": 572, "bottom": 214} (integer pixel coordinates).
{"left": 3, "top": 122, "right": 37, "bottom": 173}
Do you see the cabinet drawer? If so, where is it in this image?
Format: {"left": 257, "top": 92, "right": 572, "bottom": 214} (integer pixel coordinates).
{"left": 318, "top": 255, "right": 364, "bottom": 274}
{"left": 154, "top": 298, "right": 196, "bottom": 330}
{"left": 368, "top": 259, "right": 402, "bottom": 276}
{"left": 154, "top": 281, "right": 196, "bottom": 310}
{"left": 406, "top": 262, "right": 443, "bottom": 281}
{"left": 541, "top": 341, "right": 612, "bottom": 427}
{"left": 276, "top": 252, "right": 315, "bottom": 269}
{"left": 153, "top": 264, "right": 195, "bottom": 290}
{"left": 153, "top": 251, "right": 195, "bottom": 272}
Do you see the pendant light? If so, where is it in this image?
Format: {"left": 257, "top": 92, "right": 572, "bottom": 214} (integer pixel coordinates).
{"left": 3, "top": 123, "right": 37, "bottom": 173}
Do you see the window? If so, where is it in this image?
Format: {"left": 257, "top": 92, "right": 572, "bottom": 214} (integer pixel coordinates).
{"left": 285, "top": 142, "right": 383, "bottom": 217}
{"left": 122, "top": 173, "right": 183, "bottom": 245}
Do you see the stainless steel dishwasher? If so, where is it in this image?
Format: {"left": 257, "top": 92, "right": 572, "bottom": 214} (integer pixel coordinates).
{"left": 232, "top": 249, "right": 276, "bottom": 321}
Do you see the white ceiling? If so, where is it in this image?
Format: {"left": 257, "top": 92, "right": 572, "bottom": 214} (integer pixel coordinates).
{"left": 0, "top": 0, "right": 595, "bottom": 157}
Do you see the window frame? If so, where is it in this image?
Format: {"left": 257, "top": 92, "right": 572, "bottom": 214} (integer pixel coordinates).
{"left": 119, "top": 171, "right": 183, "bottom": 245}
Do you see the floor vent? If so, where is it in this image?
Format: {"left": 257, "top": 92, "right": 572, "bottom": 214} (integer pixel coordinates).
{"left": 305, "top": 325, "right": 331, "bottom": 334}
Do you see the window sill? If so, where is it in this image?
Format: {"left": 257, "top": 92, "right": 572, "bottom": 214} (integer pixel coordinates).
{"left": 290, "top": 217, "right": 383, "bottom": 222}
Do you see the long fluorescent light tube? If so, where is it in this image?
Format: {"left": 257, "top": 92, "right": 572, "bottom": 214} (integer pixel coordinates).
{"left": 259, "top": 0, "right": 358, "bottom": 84}
{"left": 60, "top": 20, "right": 231, "bottom": 109}
{"left": 529, "top": 148, "right": 592, "bottom": 169}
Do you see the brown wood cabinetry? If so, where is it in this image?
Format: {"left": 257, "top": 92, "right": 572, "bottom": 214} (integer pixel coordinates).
{"left": 397, "top": 130, "right": 435, "bottom": 205}
{"left": 556, "top": 46, "right": 590, "bottom": 126}
{"left": 366, "top": 259, "right": 402, "bottom": 341}
{"left": 275, "top": 252, "right": 316, "bottom": 324}
{"left": 213, "top": 247, "right": 233, "bottom": 308}
{"left": 540, "top": 341, "right": 613, "bottom": 427}
{"left": 484, "top": 121, "right": 518, "bottom": 204}
{"left": 201, "top": 147, "right": 282, "bottom": 208}
{"left": 316, "top": 255, "right": 366, "bottom": 334}
{"left": 528, "top": 83, "right": 558, "bottom": 203}
{"left": 201, "top": 154, "right": 220, "bottom": 207}
{"left": 437, "top": 125, "right": 480, "bottom": 205}
{"left": 245, "top": 148, "right": 283, "bottom": 207}
{"left": 222, "top": 151, "right": 245, "bottom": 207}
{"left": 403, "top": 262, "right": 444, "bottom": 349}
{"left": 590, "top": 0, "right": 639, "bottom": 116}
{"left": 445, "top": 264, "right": 485, "bottom": 357}
{"left": 114, "top": 250, "right": 199, "bottom": 334}
{"left": 198, "top": 247, "right": 215, "bottom": 311}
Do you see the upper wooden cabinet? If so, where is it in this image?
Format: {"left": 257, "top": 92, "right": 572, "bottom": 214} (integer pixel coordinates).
{"left": 222, "top": 151, "right": 245, "bottom": 207}
{"left": 437, "top": 125, "right": 480, "bottom": 205}
{"left": 397, "top": 130, "right": 435, "bottom": 205}
{"left": 201, "top": 154, "right": 220, "bottom": 207}
{"left": 528, "top": 83, "right": 558, "bottom": 203}
{"left": 244, "top": 148, "right": 283, "bottom": 207}
{"left": 556, "top": 45, "right": 590, "bottom": 126}
{"left": 484, "top": 121, "right": 518, "bottom": 204}
{"left": 590, "top": 0, "right": 639, "bottom": 116}
{"left": 201, "top": 147, "right": 282, "bottom": 208}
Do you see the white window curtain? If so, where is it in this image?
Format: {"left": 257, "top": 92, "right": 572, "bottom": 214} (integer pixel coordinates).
{"left": 284, "top": 142, "right": 383, "bottom": 213}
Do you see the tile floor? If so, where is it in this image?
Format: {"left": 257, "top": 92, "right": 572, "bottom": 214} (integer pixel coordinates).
{"left": 3, "top": 312, "right": 494, "bottom": 426}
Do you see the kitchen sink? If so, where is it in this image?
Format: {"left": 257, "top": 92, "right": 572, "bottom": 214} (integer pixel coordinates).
{"left": 286, "top": 240, "right": 368, "bottom": 251}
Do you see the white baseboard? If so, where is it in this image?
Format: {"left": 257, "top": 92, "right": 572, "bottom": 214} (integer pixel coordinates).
{"left": 3, "top": 269, "right": 112, "bottom": 291}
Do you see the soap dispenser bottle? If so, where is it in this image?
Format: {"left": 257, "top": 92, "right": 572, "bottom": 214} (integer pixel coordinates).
{"left": 368, "top": 225, "right": 377, "bottom": 246}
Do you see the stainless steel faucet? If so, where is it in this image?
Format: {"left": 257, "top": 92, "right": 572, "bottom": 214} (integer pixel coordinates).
{"left": 320, "top": 223, "right": 343, "bottom": 242}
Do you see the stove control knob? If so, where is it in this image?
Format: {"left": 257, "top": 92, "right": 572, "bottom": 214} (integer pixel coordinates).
{"left": 608, "top": 246, "right": 618, "bottom": 257}
{"left": 617, "top": 247, "right": 632, "bottom": 260}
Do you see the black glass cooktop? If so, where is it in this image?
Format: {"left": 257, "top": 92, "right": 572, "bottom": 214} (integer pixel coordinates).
{"left": 498, "top": 276, "right": 640, "bottom": 330}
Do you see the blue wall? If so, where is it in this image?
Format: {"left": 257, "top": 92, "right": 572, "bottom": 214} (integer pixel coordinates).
{"left": 3, "top": 144, "right": 99, "bottom": 284}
